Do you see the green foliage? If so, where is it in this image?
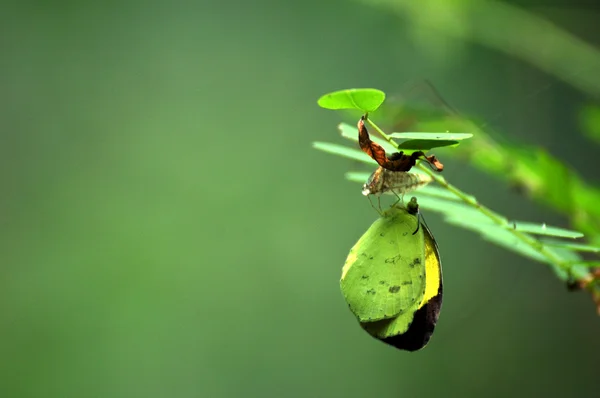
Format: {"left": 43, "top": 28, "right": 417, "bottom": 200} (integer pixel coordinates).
{"left": 390, "top": 132, "right": 473, "bottom": 140}
{"left": 396, "top": 139, "right": 458, "bottom": 151}
{"left": 316, "top": 87, "right": 600, "bottom": 313}
{"left": 336, "top": 121, "right": 470, "bottom": 153}
{"left": 312, "top": 142, "right": 374, "bottom": 164}
{"left": 509, "top": 222, "right": 583, "bottom": 239}
{"left": 317, "top": 88, "right": 386, "bottom": 112}
{"left": 540, "top": 239, "right": 600, "bottom": 254}
{"left": 358, "top": 0, "right": 600, "bottom": 97}
{"left": 579, "top": 104, "right": 600, "bottom": 144}
{"left": 369, "top": 90, "right": 600, "bottom": 247}
{"left": 392, "top": 132, "right": 473, "bottom": 151}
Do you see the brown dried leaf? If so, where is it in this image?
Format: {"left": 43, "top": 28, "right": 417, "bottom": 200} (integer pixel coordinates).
{"left": 357, "top": 116, "right": 444, "bottom": 172}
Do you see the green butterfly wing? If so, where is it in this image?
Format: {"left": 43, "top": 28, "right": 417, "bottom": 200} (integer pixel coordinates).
{"left": 364, "top": 222, "right": 443, "bottom": 351}
{"left": 340, "top": 206, "right": 427, "bottom": 323}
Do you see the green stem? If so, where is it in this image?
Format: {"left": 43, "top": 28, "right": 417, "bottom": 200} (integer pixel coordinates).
{"left": 365, "top": 116, "right": 395, "bottom": 143}
{"left": 365, "top": 117, "right": 584, "bottom": 278}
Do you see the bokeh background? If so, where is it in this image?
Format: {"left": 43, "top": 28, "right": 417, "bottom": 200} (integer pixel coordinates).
{"left": 1, "top": 0, "right": 599, "bottom": 397}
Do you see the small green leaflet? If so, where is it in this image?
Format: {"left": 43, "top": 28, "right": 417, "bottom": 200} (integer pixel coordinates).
{"left": 510, "top": 221, "right": 584, "bottom": 239}
{"left": 541, "top": 239, "right": 600, "bottom": 253}
{"left": 312, "top": 142, "right": 375, "bottom": 165}
{"left": 394, "top": 133, "right": 472, "bottom": 151}
{"left": 390, "top": 132, "right": 473, "bottom": 140}
{"left": 317, "top": 88, "right": 385, "bottom": 112}
{"left": 335, "top": 122, "right": 472, "bottom": 152}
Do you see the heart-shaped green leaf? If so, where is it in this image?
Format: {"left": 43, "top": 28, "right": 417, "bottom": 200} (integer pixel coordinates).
{"left": 317, "top": 88, "right": 386, "bottom": 112}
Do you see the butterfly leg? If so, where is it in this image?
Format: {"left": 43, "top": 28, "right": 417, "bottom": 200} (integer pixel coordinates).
{"left": 367, "top": 195, "right": 383, "bottom": 216}
{"left": 390, "top": 189, "right": 403, "bottom": 207}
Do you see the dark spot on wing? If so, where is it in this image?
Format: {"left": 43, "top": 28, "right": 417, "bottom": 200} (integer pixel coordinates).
{"left": 409, "top": 258, "right": 421, "bottom": 268}
{"left": 361, "top": 275, "right": 369, "bottom": 280}
{"left": 389, "top": 285, "right": 401, "bottom": 293}
{"left": 385, "top": 254, "right": 402, "bottom": 264}
{"left": 401, "top": 281, "right": 412, "bottom": 286}
{"left": 379, "top": 281, "right": 386, "bottom": 285}
{"left": 366, "top": 288, "right": 376, "bottom": 295}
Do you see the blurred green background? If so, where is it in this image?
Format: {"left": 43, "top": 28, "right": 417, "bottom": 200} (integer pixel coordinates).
{"left": 1, "top": 1, "right": 599, "bottom": 397}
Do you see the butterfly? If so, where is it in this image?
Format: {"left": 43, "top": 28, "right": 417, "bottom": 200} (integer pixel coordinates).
{"left": 341, "top": 197, "right": 443, "bottom": 351}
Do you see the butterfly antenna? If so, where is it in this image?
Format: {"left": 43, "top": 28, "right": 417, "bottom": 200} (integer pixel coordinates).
{"left": 412, "top": 212, "right": 421, "bottom": 235}
{"left": 413, "top": 210, "right": 435, "bottom": 236}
